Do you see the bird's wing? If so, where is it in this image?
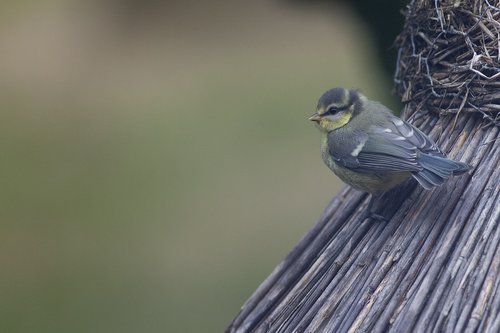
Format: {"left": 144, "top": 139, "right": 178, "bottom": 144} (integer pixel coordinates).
{"left": 387, "top": 115, "right": 442, "bottom": 155}
{"left": 328, "top": 117, "right": 440, "bottom": 173}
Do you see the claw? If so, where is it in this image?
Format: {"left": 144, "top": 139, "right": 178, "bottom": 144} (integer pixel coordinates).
{"left": 368, "top": 212, "right": 387, "bottom": 223}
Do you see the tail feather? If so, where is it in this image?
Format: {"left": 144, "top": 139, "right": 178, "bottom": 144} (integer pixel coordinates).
{"left": 451, "top": 160, "right": 471, "bottom": 175}
{"left": 412, "top": 154, "right": 470, "bottom": 189}
{"left": 412, "top": 169, "right": 444, "bottom": 190}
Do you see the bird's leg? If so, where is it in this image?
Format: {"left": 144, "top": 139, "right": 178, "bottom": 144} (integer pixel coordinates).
{"left": 363, "top": 194, "right": 387, "bottom": 222}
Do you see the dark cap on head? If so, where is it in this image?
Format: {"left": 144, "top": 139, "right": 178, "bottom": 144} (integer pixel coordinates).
{"left": 317, "top": 88, "right": 362, "bottom": 115}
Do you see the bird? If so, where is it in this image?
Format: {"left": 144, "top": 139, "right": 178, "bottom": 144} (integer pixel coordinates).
{"left": 309, "top": 87, "right": 470, "bottom": 221}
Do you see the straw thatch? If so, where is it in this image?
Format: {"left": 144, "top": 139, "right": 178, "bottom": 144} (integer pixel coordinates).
{"left": 227, "top": 1, "right": 500, "bottom": 332}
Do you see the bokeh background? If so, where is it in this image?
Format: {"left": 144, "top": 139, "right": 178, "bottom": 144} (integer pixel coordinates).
{"left": 0, "top": 0, "right": 404, "bottom": 332}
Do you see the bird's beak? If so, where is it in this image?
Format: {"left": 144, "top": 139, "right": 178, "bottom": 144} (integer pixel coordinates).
{"left": 308, "top": 113, "right": 321, "bottom": 122}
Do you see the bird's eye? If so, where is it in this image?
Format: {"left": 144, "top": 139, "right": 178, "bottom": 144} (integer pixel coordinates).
{"left": 326, "top": 106, "right": 340, "bottom": 115}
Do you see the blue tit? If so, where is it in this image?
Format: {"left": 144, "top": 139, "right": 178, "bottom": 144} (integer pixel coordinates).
{"left": 309, "top": 87, "right": 470, "bottom": 220}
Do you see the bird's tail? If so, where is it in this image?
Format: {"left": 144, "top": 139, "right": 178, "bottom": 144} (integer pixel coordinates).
{"left": 412, "top": 154, "right": 470, "bottom": 190}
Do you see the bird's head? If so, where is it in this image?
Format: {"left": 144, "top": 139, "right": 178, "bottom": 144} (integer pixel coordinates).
{"left": 309, "top": 87, "right": 365, "bottom": 132}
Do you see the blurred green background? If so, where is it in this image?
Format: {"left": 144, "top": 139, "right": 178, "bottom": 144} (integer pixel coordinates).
{"left": 0, "top": 0, "right": 402, "bottom": 332}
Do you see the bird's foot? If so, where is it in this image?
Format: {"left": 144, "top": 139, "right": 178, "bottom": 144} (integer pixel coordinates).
{"left": 368, "top": 212, "right": 387, "bottom": 223}
{"left": 362, "top": 195, "right": 388, "bottom": 222}
{"left": 362, "top": 210, "right": 387, "bottom": 223}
